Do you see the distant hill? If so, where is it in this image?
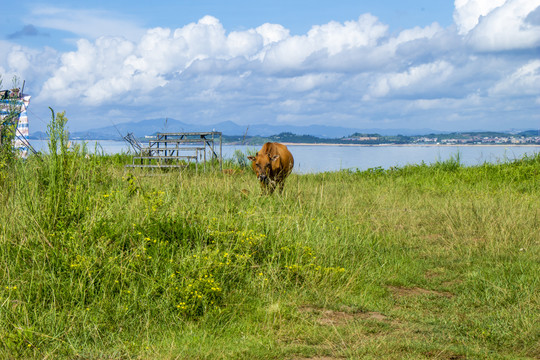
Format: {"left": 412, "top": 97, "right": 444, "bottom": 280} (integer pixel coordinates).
{"left": 36, "top": 118, "right": 443, "bottom": 140}
{"left": 518, "top": 130, "right": 540, "bottom": 137}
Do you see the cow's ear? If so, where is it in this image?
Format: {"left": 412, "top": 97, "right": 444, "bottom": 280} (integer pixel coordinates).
{"left": 247, "top": 156, "right": 256, "bottom": 161}
{"left": 271, "top": 155, "right": 280, "bottom": 161}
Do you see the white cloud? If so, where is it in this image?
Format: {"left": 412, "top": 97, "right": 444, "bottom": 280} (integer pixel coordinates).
{"left": 367, "top": 61, "right": 454, "bottom": 98}
{"left": 227, "top": 30, "right": 263, "bottom": 58}
{"left": 7, "top": 47, "right": 32, "bottom": 74}
{"left": 0, "top": 42, "right": 58, "bottom": 95}
{"left": 362, "top": 22, "right": 444, "bottom": 69}
{"left": 38, "top": 14, "right": 393, "bottom": 105}
{"left": 454, "top": 0, "right": 506, "bottom": 34}
{"left": 276, "top": 74, "right": 341, "bottom": 93}
{"left": 455, "top": 0, "right": 540, "bottom": 51}
{"left": 471, "top": 0, "right": 540, "bottom": 51}
{"left": 490, "top": 60, "right": 540, "bottom": 96}
{"left": 406, "top": 93, "right": 483, "bottom": 112}
{"left": 41, "top": 37, "right": 145, "bottom": 104}
{"left": 255, "top": 24, "right": 290, "bottom": 46}
{"left": 172, "top": 16, "right": 228, "bottom": 61}
{"left": 0, "top": 42, "right": 22, "bottom": 84}
{"left": 306, "top": 15, "right": 387, "bottom": 55}
{"left": 393, "top": 23, "right": 443, "bottom": 45}
{"left": 39, "top": 16, "right": 236, "bottom": 104}
{"left": 261, "top": 14, "right": 387, "bottom": 70}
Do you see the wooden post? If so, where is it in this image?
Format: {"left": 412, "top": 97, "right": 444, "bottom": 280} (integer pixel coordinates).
{"left": 219, "top": 132, "right": 222, "bottom": 171}
{"left": 204, "top": 141, "right": 207, "bottom": 171}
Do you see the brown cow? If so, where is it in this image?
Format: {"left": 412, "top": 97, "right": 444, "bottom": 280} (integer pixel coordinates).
{"left": 247, "top": 142, "right": 294, "bottom": 194}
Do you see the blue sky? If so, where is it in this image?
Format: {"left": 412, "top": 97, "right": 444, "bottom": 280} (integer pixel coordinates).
{"left": 1, "top": 0, "right": 539, "bottom": 133}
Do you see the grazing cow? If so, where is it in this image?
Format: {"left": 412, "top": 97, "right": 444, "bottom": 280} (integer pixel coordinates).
{"left": 247, "top": 142, "right": 294, "bottom": 194}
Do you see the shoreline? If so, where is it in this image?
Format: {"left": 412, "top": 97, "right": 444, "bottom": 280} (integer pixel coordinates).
{"left": 29, "top": 139, "right": 540, "bottom": 148}
{"left": 281, "top": 142, "right": 540, "bottom": 147}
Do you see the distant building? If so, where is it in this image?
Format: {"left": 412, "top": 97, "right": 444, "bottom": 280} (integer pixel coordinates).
{"left": 344, "top": 136, "right": 379, "bottom": 141}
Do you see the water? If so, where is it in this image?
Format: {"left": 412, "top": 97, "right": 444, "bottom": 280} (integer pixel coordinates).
{"left": 29, "top": 140, "right": 131, "bottom": 155}
{"left": 286, "top": 145, "right": 540, "bottom": 173}
{"left": 28, "top": 140, "right": 540, "bottom": 174}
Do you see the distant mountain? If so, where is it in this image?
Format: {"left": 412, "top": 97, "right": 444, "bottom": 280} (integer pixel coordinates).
{"left": 51, "top": 118, "right": 444, "bottom": 140}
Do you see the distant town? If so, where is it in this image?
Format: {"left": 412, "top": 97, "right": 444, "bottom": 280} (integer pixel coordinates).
{"left": 226, "top": 130, "right": 540, "bottom": 146}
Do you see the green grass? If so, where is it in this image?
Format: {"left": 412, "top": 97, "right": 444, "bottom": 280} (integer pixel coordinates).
{"left": 0, "top": 136, "right": 538, "bottom": 359}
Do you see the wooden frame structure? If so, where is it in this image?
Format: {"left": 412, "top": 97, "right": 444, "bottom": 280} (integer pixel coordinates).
{"left": 126, "top": 131, "right": 222, "bottom": 171}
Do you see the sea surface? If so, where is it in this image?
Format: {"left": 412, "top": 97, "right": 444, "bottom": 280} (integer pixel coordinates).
{"left": 28, "top": 140, "right": 540, "bottom": 174}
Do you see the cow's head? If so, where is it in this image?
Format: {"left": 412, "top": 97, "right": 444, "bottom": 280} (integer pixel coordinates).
{"left": 247, "top": 152, "right": 280, "bottom": 185}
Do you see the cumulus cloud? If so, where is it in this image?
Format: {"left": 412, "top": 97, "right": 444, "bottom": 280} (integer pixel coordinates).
{"left": 367, "top": 61, "right": 454, "bottom": 99}
{"left": 454, "top": 0, "right": 507, "bottom": 34}
{"left": 41, "top": 36, "right": 159, "bottom": 105}
{"left": 490, "top": 60, "right": 540, "bottom": 96}
{"left": 526, "top": 6, "right": 540, "bottom": 25}
{"left": 261, "top": 14, "right": 388, "bottom": 71}
{"left": 254, "top": 23, "right": 290, "bottom": 46}
{"left": 7, "top": 48, "right": 32, "bottom": 74}
{"left": 0, "top": 42, "right": 58, "bottom": 94}
{"left": 39, "top": 14, "right": 394, "bottom": 105}
{"left": 455, "top": 0, "right": 540, "bottom": 51}
{"left": 392, "top": 23, "right": 443, "bottom": 45}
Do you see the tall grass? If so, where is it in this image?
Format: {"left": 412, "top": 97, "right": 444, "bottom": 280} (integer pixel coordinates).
{"left": 0, "top": 117, "right": 538, "bottom": 358}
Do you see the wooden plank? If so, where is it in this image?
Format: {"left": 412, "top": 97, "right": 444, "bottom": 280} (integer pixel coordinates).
{"left": 125, "top": 164, "right": 188, "bottom": 168}
{"left": 156, "top": 131, "right": 221, "bottom": 136}
{"left": 140, "top": 146, "right": 205, "bottom": 151}
{"left": 148, "top": 139, "right": 210, "bottom": 144}
{"left": 133, "top": 156, "right": 196, "bottom": 160}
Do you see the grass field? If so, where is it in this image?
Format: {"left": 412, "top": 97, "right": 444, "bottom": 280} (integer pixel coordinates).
{"left": 0, "top": 118, "right": 539, "bottom": 359}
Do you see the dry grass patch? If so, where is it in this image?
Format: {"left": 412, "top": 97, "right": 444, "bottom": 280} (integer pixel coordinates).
{"left": 388, "top": 286, "right": 454, "bottom": 298}
{"left": 298, "top": 306, "right": 390, "bottom": 326}
{"left": 423, "top": 350, "right": 467, "bottom": 359}
{"left": 292, "top": 357, "right": 343, "bottom": 360}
